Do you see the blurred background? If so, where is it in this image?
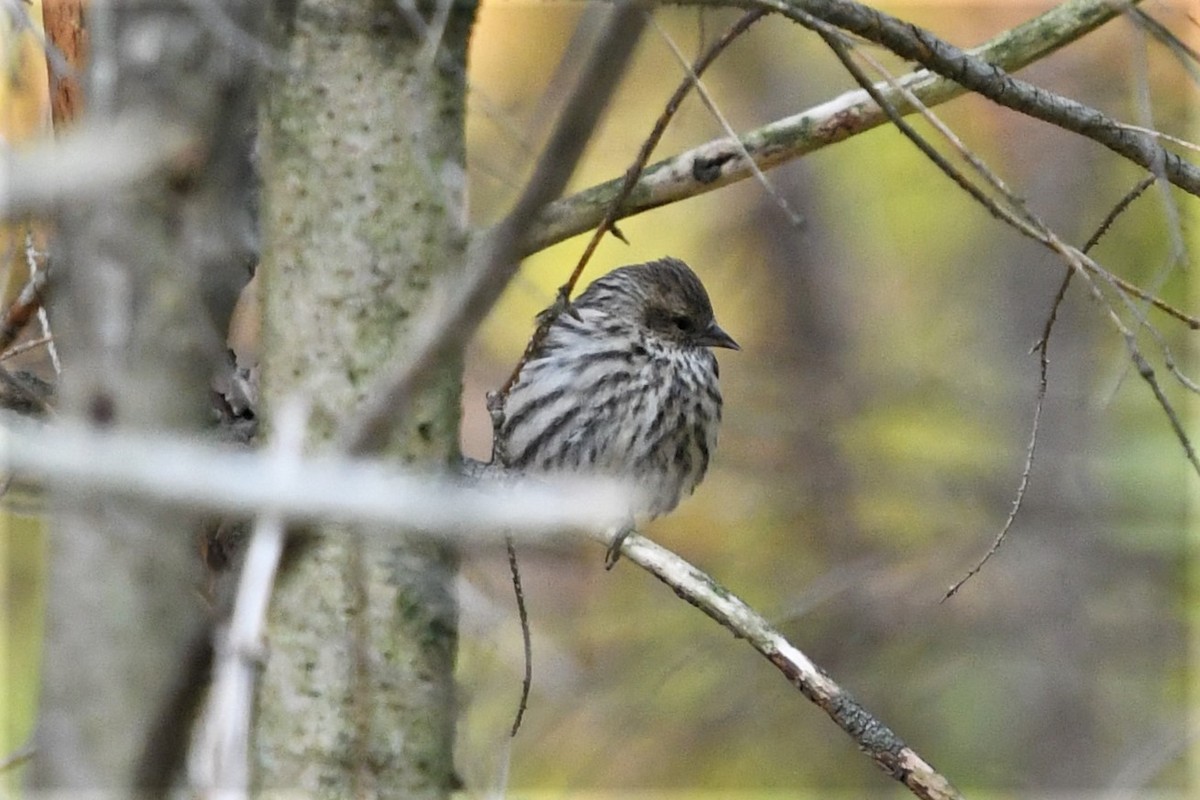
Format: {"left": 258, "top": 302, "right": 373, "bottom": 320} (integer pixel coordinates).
{"left": 2, "top": 0, "right": 1198, "bottom": 795}
{"left": 456, "top": 0, "right": 1198, "bottom": 795}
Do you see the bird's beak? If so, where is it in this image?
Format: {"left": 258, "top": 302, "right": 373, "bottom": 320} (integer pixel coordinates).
{"left": 699, "top": 322, "right": 740, "bottom": 351}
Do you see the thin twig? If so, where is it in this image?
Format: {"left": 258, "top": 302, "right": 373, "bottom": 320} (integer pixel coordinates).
{"left": 497, "top": 9, "right": 767, "bottom": 400}
{"left": 1114, "top": 124, "right": 1200, "bottom": 155}
{"left": 506, "top": 536, "right": 532, "bottom": 737}
{"left": 0, "top": 246, "right": 48, "bottom": 353}
{"left": 940, "top": 178, "right": 1188, "bottom": 599}
{"left": 0, "top": 743, "right": 34, "bottom": 773}
{"left": 803, "top": 21, "right": 1199, "bottom": 593}
{"left": 819, "top": 19, "right": 1200, "bottom": 434}
{"left": 651, "top": 15, "right": 802, "bottom": 225}
{"left": 338, "top": 3, "right": 647, "bottom": 456}
{"left": 1126, "top": 6, "right": 1200, "bottom": 85}
{"left": 1, "top": 334, "right": 54, "bottom": 362}
{"left": 943, "top": 268, "right": 1070, "bottom": 602}
{"left": 833, "top": 32, "right": 1196, "bottom": 332}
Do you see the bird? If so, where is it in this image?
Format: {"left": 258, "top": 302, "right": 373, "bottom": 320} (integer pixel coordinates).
{"left": 495, "top": 256, "right": 738, "bottom": 566}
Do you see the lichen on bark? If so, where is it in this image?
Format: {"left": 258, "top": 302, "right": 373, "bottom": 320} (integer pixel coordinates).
{"left": 255, "top": 0, "right": 475, "bottom": 795}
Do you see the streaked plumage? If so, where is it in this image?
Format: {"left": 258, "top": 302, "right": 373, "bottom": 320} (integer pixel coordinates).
{"left": 497, "top": 257, "right": 737, "bottom": 521}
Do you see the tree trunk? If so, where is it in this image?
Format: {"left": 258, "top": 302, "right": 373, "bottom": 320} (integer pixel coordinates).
{"left": 254, "top": 0, "right": 473, "bottom": 795}
{"left": 31, "top": 0, "right": 258, "bottom": 792}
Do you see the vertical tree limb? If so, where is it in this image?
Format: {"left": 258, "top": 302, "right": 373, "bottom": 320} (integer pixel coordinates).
{"left": 255, "top": 0, "right": 474, "bottom": 794}
{"left": 30, "top": 0, "right": 261, "bottom": 792}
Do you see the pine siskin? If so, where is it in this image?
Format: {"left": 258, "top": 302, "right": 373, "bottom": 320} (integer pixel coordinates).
{"left": 496, "top": 257, "right": 738, "bottom": 564}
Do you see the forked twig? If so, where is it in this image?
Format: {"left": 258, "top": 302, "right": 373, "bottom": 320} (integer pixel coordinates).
{"left": 742, "top": 0, "right": 1200, "bottom": 196}
{"left": 651, "top": 15, "right": 802, "bottom": 226}
{"left": 1, "top": 334, "right": 54, "bottom": 362}
{"left": 0, "top": 245, "right": 48, "bottom": 353}
{"left": 24, "top": 232, "right": 60, "bottom": 374}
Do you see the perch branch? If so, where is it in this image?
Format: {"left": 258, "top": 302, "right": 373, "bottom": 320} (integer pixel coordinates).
{"left": 606, "top": 529, "right": 963, "bottom": 800}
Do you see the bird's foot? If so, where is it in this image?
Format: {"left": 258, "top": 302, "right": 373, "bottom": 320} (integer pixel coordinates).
{"left": 604, "top": 523, "right": 635, "bottom": 570}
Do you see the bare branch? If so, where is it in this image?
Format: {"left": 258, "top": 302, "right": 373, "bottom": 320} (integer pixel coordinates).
{"left": 606, "top": 530, "right": 963, "bottom": 800}
{"left": 505, "top": 536, "right": 533, "bottom": 737}
{"left": 944, "top": 175, "right": 1158, "bottom": 600}
{"left": 1, "top": 334, "right": 54, "bottom": 363}
{"left": 793, "top": 11, "right": 1197, "bottom": 595}
{"left": 22, "top": 232, "right": 60, "bottom": 375}
{"left": 0, "top": 252, "right": 48, "bottom": 353}
{"left": 744, "top": 0, "right": 1200, "bottom": 194}
{"left": 520, "top": 0, "right": 1142, "bottom": 255}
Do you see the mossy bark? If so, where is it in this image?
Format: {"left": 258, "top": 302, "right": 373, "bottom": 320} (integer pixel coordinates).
{"left": 256, "top": 0, "right": 473, "bottom": 795}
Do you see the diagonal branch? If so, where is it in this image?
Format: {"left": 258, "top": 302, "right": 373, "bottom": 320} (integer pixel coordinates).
{"left": 519, "top": 0, "right": 1144, "bottom": 255}
{"left": 606, "top": 529, "right": 963, "bottom": 800}
{"left": 741, "top": 0, "right": 1200, "bottom": 193}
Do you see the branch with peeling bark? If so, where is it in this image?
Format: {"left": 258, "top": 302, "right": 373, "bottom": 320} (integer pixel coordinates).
{"left": 739, "top": 0, "right": 1198, "bottom": 193}
{"left": 519, "top": 0, "right": 1175, "bottom": 255}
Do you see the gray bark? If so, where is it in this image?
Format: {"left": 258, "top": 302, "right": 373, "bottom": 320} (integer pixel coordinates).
{"left": 31, "top": 0, "right": 259, "bottom": 793}
{"left": 253, "top": 0, "right": 473, "bottom": 795}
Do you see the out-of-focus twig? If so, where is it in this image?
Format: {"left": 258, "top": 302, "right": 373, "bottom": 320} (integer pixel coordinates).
{"left": 2, "top": 412, "right": 633, "bottom": 536}
{"left": 1, "top": 116, "right": 198, "bottom": 217}
{"left": 0, "top": 742, "right": 34, "bottom": 773}
{"left": 189, "top": 401, "right": 307, "bottom": 798}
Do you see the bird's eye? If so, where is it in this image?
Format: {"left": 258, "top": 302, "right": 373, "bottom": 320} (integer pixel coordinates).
{"left": 672, "top": 315, "right": 695, "bottom": 333}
